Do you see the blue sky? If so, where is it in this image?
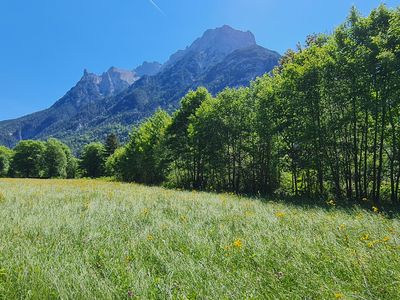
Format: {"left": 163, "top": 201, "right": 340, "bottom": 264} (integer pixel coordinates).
{"left": 0, "top": 0, "right": 398, "bottom": 120}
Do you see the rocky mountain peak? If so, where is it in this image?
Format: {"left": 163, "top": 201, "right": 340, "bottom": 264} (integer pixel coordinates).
{"left": 190, "top": 25, "right": 256, "bottom": 54}
{"left": 134, "top": 61, "right": 162, "bottom": 77}
{"left": 163, "top": 25, "right": 258, "bottom": 71}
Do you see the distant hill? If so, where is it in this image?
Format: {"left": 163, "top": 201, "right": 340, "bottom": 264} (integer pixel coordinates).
{"left": 0, "top": 25, "right": 280, "bottom": 151}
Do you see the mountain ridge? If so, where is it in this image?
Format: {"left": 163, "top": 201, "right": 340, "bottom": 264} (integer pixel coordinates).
{"left": 0, "top": 25, "right": 281, "bottom": 151}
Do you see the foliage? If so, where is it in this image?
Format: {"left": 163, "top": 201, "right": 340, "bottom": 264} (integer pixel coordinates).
{"left": 104, "top": 133, "right": 120, "bottom": 157}
{"left": 105, "top": 147, "right": 127, "bottom": 180}
{"left": 79, "top": 142, "right": 107, "bottom": 178}
{"left": 11, "top": 140, "right": 46, "bottom": 178}
{"left": 120, "top": 110, "right": 172, "bottom": 184}
{"left": 44, "top": 138, "right": 68, "bottom": 178}
{"left": 0, "top": 146, "right": 13, "bottom": 177}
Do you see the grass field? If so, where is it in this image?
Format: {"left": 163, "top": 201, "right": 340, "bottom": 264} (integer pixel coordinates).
{"left": 0, "top": 179, "right": 399, "bottom": 299}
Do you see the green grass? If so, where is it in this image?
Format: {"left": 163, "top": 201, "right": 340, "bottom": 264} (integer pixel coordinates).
{"left": 0, "top": 179, "right": 399, "bottom": 299}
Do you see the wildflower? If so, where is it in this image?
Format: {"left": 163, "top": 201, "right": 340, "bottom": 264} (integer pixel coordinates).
{"left": 367, "top": 242, "right": 375, "bottom": 248}
{"left": 339, "top": 224, "right": 346, "bottom": 231}
{"left": 334, "top": 293, "right": 344, "bottom": 299}
{"left": 372, "top": 206, "right": 379, "bottom": 213}
{"left": 233, "top": 239, "right": 243, "bottom": 248}
{"left": 360, "top": 234, "right": 369, "bottom": 241}
{"left": 147, "top": 234, "right": 154, "bottom": 241}
{"left": 326, "top": 199, "right": 336, "bottom": 206}
{"left": 382, "top": 236, "right": 390, "bottom": 243}
{"left": 275, "top": 211, "right": 285, "bottom": 218}
{"left": 355, "top": 212, "right": 364, "bottom": 219}
{"left": 245, "top": 211, "right": 254, "bottom": 217}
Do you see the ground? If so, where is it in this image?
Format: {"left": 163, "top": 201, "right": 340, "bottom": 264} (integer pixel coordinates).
{"left": 0, "top": 179, "right": 399, "bottom": 299}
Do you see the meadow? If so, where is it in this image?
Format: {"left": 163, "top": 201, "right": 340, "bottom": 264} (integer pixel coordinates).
{"left": 0, "top": 179, "right": 399, "bottom": 299}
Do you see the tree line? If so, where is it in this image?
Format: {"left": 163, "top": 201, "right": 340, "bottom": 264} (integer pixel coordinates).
{"left": 107, "top": 6, "right": 400, "bottom": 206}
{"left": 0, "top": 134, "right": 119, "bottom": 179}
{"left": 1, "top": 6, "right": 399, "bottom": 206}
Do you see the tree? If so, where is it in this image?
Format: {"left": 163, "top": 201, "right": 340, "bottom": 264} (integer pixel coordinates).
{"left": 61, "top": 143, "right": 78, "bottom": 179}
{"left": 165, "top": 87, "right": 212, "bottom": 188}
{"left": 80, "top": 143, "right": 106, "bottom": 178}
{"left": 106, "top": 147, "right": 128, "bottom": 181}
{"left": 122, "top": 110, "right": 172, "bottom": 184}
{"left": 44, "top": 138, "right": 68, "bottom": 178}
{"left": 0, "top": 146, "right": 13, "bottom": 177}
{"left": 105, "top": 133, "right": 120, "bottom": 157}
{"left": 11, "top": 140, "right": 46, "bottom": 178}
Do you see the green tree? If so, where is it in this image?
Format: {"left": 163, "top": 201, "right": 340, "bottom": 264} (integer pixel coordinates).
{"left": 80, "top": 142, "right": 106, "bottom": 178}
{"left": 61, "top": 143, "right": 78, "bottom": 179}
{"left": 11, "top": 140, "right": 46, "bottom": 178}
{"left": 105, "top": 133, "right": 120, "bottom": 157}
{"left": 44, "top": 138, "right": 68, "bottom": 178}
{"left": 106, "top": 147, "right": 128, "bottom": 181}
{"left": 165, "top": 87, "right": 212, "bottom": 188}
{"left": 0, "top": 146, "right": 13, "bottom": 177}
{"left": 123, "top": 110, "right": 172, "bottom": 184}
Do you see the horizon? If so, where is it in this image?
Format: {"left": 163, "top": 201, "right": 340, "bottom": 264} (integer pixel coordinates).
{"left": 0, "top": 0, "right": 398, "bottom": 121}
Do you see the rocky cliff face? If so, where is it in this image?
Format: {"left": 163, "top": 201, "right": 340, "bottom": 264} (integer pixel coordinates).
{"left": 162, "top": 25, "right": 257, "bottom": 71}
{"left": 0, "top": 25, "right": 281, "bottom": 150}
{"left": 134, "top": 62, "right": 162, "bottom": 77}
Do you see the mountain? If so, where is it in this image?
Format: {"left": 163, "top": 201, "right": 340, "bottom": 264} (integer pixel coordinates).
{"left": 0, "top": 25, "right": 281, "bottom": 151}
{"left": 0, "top": 67, "right": 138, "bottom": 148}
{"left": 134, "top": 61, "right": 162, "bottom": 77}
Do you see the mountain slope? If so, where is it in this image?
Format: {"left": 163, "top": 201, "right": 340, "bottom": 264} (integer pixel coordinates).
{"left": 0, "top": 67, "right": 138, "bottom": 147}
{"left": 0, "top": 25, "right": 280, "bottom": 150}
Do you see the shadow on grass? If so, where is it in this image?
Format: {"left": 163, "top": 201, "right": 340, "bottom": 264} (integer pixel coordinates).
{"left": 251, "top": 193, "right": 400, "bottom": 219}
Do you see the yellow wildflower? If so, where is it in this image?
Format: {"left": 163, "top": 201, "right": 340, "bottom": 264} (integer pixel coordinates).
{"left": 147, "top": 234, "right": 154, "bottom": 241}
{"left": 334, "top": 293, "right": 344, "bottom": 299}
{"left": 372, "top": 206, "right": 379, "bottom": 213}
{"left": 326, "top": 199, "right": 336, "bottom": 206}
{"left": 275, "top": 212, "right": 285, "bottom": 218}
{"left": 382, "top": 236, "right": 390, "bottom": 243}
{"left": 360, "top": 234, "right": 369, "bottom": 241}
{"left": 233, "top": 239, "right": 243, "bottom": 248}
{"left": 245, "top": 211, "right": 254, "bottom": 217}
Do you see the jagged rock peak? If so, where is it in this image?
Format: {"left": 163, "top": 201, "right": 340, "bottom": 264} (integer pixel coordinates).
{"left": 134, "top": 61, "right": 162, "bottom": 77}
{"left": 190, "top": 25, "right": 256, "bottom": 53}
{"left": 162, "top": 25, "right": 258, "bottom": 70}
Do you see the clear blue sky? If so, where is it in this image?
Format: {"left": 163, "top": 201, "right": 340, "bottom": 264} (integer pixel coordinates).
{"left": 0, "top": 0, "right": 398, "bottom": 120}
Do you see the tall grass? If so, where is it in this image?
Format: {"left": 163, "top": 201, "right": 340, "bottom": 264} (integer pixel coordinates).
{"left": 0, "top": 179, "right": 399, "bottom": 299}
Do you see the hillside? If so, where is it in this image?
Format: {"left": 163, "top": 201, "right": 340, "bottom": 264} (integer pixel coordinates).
{"left": 0, "top": 178, "right": 398, "bottom": 299}
{"left": 0, "top": 26, "right": 280, "bottom": 150}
